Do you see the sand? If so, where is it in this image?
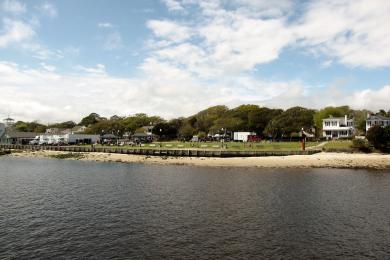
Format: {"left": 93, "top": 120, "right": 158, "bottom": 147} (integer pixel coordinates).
{"left": 8, "top": 150, "right": 390, "bottom": 170}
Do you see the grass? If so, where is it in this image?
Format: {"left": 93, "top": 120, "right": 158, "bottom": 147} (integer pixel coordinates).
{"left": 94, "top": 141, "right": 320, "bottom": 151}
{"left": 49, "top": 153, "right": 85, "bottom": 160}
{"left": 323, "top": 140, "right": 353, "bottom": 152}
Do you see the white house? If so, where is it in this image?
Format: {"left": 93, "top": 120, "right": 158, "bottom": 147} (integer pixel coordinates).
{"left": 322, "top": 115, "right": 355, "bottom": 139}
{"left": 366, "top": 114, "right": 390, "bottom": 132}
{"left": 233, "top": 132, "right": 256, "bottom": 142}
{"left": 37, "top": 133, "right": 100, "bottom": 145}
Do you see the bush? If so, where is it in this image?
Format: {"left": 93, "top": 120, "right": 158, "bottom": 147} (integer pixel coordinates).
{"left": 352, "top": 139, "right": 371, "bottom": 153}
{"left": 366, "top": 125, "right": 390, "bottom": 152}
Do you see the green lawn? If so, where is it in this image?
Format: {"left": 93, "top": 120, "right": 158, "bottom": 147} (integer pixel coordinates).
{"left": 323, "top": 140, "right": 353, "bottom": 151}
{"left": 94, "top": 141, "right": 320, "bottom": 151}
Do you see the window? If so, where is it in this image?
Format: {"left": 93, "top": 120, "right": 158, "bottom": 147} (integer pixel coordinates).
{"left": 324, "top": 122, "right": 330, "bottom": 127}
{"left": 332, "top": 121, "right": 338, "bottom": 126}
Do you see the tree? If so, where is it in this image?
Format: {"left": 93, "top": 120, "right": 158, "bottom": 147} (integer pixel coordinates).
{"left": 85, "top": 120, "right": 125, "bottom": 137}
{"left": 366, "top": 125, "right": 390, "bottom": 152}
{"left": 152, "top": 122, "right": 178, "bottom": 140}
{"left": 178, "top": 122, "right": 195, "bottom": 140}
{"left": 14, "top": 121, "right": 29, "bottom": 132}
{"left": 48, "top": 121, "right": 76, "bottom": 129}
{"left": 265, "top": 107, "right": 315, "bottom": 139}
{"left": 248, "top": 107, "right": 283, "bottom": 136}
{"left": 194, "top": 105, "right": 229, "bottom": 133}
{"left": 121, "top": 114, "right": 164, "bottom": 134}
{"left": 14, "top": 121, "right": 47, "bottom": 133}
{"left": 79, "top": 113, "right": 102, "bottom": 126}
{"left": 378, "top": 109, "right": 387, "bottom": 117}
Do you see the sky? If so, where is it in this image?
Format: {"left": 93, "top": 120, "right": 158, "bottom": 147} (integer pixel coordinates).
{"left": 0, "top": 0, "right": 389, "bottom": 123}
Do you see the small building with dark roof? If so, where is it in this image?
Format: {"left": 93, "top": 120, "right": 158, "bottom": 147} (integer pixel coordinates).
{"left": 101, "top": 134, "right": 118, "bottom": 144}
{"left": 5, "top": 132, "right": 38, "bottom": 145}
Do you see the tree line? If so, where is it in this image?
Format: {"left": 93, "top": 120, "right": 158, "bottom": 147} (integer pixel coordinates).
{"left": 11, "top": 105, "right": 390, "bottom": 140}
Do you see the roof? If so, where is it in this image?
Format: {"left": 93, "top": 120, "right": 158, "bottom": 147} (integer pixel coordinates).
{"left": 6, "top": 132, "right": 38, "bottom": 138}
{"left": 102, "top": 134, "right": 118, "bottom": 139}
{"left": 367, "top": 114, "right": 390, "bottom": 120}
{"left": 323, "top": 117, "right": 345, "bottom": 120}
{"left": 132, "top": 133, "right": 152, "bottom": 137}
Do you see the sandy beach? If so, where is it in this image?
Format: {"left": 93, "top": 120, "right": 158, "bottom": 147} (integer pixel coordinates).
{"left": 7, "top": 150, "right": 390, "bottom": 170}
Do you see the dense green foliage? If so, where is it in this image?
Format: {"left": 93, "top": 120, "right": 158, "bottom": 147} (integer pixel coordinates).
{"left": 14, "top": 121, "right": 46, "bottom": 133}
{"left": 352, "top": 139, "right": 371, "bottom": 153}
{"left": 79, "top": 113, "right": 104, "bottom": 126}
{"left": 366, "top": 125, "right": 390, "bottom": 152}
{"left": 264, "top": 107, "right": 314, "bottom": 139}
{"left": 48, "top": 121, "right": 76, "bottom": 129}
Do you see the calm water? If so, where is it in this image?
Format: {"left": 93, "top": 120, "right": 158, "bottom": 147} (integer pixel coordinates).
{"left": 0, "top": 157, "right": 389, "bottom": 259}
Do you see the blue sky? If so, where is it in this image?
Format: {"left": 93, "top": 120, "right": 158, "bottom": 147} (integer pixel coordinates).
{"left": 0, "top": 0, "right": 389, "bottom": 122}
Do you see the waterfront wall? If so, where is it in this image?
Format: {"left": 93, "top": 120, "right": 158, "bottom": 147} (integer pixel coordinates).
{"left": 0, "top": 144, "right": 321, "bottom": 157}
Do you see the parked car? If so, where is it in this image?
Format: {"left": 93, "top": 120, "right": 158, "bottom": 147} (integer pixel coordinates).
{"left": 29, "top": 139, "right": 39, "bottom": 145}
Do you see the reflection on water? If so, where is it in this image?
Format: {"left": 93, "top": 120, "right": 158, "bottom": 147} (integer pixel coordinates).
{"left": 0, "top": 157, "right": 389, "bottom": 259}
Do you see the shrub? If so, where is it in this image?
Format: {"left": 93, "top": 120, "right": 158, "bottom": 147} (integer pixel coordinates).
{"left": 352, "top": 139, "right": 371, "bottom": 153}
{"left": 366, "top": 125, "right": 390, "bottom": 152}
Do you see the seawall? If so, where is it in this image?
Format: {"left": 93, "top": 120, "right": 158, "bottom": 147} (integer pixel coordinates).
{"left": 0, "top": 144, "right": 320, "bottom": 158}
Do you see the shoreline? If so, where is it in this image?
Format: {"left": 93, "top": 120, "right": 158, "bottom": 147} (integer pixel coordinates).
{"left": 7, "top": 150, "right": 390, "bottom": 170}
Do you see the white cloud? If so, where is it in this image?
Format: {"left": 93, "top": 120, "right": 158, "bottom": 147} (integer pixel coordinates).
{"left": 0, "top": 60, "right": 388, "bottom": 122}
{"left": 103, "top": 32, "right": 123, "bottom": 50}
{"left": 293, "top": 0, "right": 390, "bottom": 67}
{"left": 225, "top": 0, "right": 293, "bottom": 17}
{"left": 21, "top": 42, "right": 63, "bottom": 60}
{"left": 162, "top": 0, "right": 184, "bottom": 11}
{"left": 147, "top": 20, "right": 192, "bottom": 43}
{"left": 75, "top": 64, "right": 106, "bottom": 75}
{"left": 147, "top": 11, "right": 292, "bottom": 77}
{"left": 63, "top": 46, "right": 80, "bottom": 56}
{"left": 2, "top": 0, "right": 26, "bottom": 14}
{"left": 98, "top": 22, "right": 113, "bottom": 28}
{"left": 1, "top": 0, "right": 390, "bottom": 122}
{"left": 37, "top": 2, "right": 57, "bottom": 17}
{"left": 40, "top": 62, "right": 56, "bottom": 72}
{"left": 154, "top": 0, "right": 390, "bottom": 69}
{"left": 0, "top": 18, "right": 35, "bottom": 48}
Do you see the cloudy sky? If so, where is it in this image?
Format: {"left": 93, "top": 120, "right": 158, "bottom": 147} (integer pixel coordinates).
{"left": 0, "top": 0, "right": 389, "bottom": 122}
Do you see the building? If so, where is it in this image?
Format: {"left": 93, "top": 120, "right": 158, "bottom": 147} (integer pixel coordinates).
{"left": 101, "top": 134, "right": 118, "bottom": 144}
{"left": 131, "top": 133, "right": 153, "bottom": 143}
{"left": 366, "top": 114, "right": 390, "bottom": 132}
{"left": 0, "top": 123, "right": 6, "bottom": 143}
{"left": 45, "top": 128, "right": 62, "bottom": 134}
{"left": 5, "top": 132, "right": 38, "bottom": 145}
{"left": 35, "top": 133, "right": 100, "bottom": 145}
{"left": 322, "top": 115, "right": 355, "bottom": 139}
{"left": 233, "top": 132, "right": 257, "bottom": 142}
{"left": 3, "top": 117, "right": 15, "bottom": 128}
